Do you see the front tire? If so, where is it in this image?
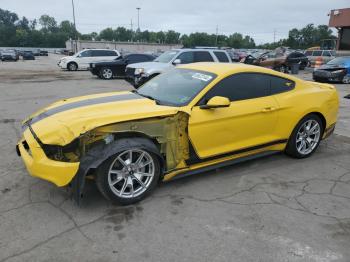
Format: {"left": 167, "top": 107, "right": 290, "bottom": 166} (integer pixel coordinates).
{"left": 67, "top": 62, "right": 78, "bottom": 71}
{"left": 96, "top": 140, "right": 161, "bottom": 205}
{"left": 285, "top": 114, "right": 324, "bottom": 158}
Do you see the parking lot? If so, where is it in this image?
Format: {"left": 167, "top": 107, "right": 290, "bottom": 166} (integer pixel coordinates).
{"left": 0, "top": 55, "right": 350, "bottom": 262}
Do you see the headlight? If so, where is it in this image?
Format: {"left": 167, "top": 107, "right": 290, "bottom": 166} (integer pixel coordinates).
{"left": 135, "top": 68, "right": 144, "bottom": 75}
{"left": 332, "top": 69, "right": 346, "bottom": 74}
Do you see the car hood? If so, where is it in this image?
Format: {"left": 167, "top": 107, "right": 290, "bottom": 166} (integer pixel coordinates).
{"left": 127, "top": 61, "right": 172, "bottom": 71}
{"left": 317, "top": 63, "right": 347, "bottom": 70}
{"left": 24, "top": 91, "right": 180, "bottom": 145}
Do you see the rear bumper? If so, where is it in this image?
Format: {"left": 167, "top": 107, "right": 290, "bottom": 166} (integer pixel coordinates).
{"left": 17, "top": 129, "right": 79, "bottom": 187}
{"left": 323, "top": 123, "right": 336, "bottom": 140}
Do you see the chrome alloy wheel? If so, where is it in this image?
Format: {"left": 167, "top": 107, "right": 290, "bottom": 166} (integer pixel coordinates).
{"left": 296, "top": 120, "right": 321, "bottom": 155}
{"left": 107, "top": 149, "right": 155, "bottom": 198}
{"left": 102, "top": 68, "right": 113, "bottom": 79}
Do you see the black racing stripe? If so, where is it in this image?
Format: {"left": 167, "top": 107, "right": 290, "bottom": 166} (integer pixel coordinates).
{"left": 186, "top": 139, "right": 288, "bottom": 165}
{"left": 27, "top": 93, "right": 143, "bottom": 126}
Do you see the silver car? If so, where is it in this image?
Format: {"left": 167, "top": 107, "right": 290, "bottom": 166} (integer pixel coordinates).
{"left": 304, "top": 50, "right": 336, "bottom": 67}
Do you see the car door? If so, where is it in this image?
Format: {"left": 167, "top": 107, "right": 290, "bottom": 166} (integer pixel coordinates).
{"left": 176, "top": 51, "right": 195, "bottom": 64}
{"left": 76, "top": 50, "right": 92, "bottom": 69}
{"left": 188, "top": 73, "right": 279, "bottom": 159}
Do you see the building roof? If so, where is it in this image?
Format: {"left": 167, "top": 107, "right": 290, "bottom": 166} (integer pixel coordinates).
{"left": 329, "top": 8, "right": 350, "bottom": 27}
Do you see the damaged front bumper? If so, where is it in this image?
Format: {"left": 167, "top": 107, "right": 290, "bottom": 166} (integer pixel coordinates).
{"left": 16, "top": 128, "right": 80, "bottom": 187}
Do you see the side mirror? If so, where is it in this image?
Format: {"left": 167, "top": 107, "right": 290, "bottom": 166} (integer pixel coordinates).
{"left": 173, "top": 59, "right": 181, "bottom": 65}
{"left": 200, "top": 96, "right": 230, "bottom": 109}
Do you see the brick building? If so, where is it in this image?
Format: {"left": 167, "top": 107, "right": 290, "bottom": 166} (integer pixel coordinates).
{"left": 329, "top": 8, "right": 350, "bottom": 51}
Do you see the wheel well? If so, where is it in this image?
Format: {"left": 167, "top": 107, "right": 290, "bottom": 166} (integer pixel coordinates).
{"left": 67, "top": 61, "right": 77, "bottom": 68}
{"left": 112, "top": 131, "right": 164, "bottom": 172}
{"left": 306, "top": 112, "right": 327, "bottom": 131}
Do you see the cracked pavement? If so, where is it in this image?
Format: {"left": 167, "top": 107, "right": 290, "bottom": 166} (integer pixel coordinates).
{"left": 0, "top": 56, "right": 350, "bottom": 262}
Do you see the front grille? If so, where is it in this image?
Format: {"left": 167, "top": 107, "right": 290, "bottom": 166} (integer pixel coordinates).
{"left": 125, "top": 67, "right": 135, "bottom": 78}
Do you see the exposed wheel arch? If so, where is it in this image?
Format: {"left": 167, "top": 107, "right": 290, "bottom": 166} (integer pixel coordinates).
{"left": 71, "top": 136, "right": 165, "bottom": 204}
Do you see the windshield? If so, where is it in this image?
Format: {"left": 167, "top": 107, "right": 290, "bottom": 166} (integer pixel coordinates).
{"left": 154, "top": 50, "right": 179, "bottom": 63}
{"left": 137, "top": 68, "right": 217, "bottom": 106}
{"left": 327, "top": 57, "right": 350, "bottom": 65}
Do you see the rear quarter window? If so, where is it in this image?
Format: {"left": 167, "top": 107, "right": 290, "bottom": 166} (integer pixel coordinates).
{"left": 270, "top": 76, "right": 295, "bottom": 95}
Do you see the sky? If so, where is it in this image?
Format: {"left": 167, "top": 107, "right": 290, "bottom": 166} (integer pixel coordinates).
{"left": 1, "top": 0, "right": 349, "bottom": 44}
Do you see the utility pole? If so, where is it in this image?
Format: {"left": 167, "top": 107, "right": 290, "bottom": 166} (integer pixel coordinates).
{"left": 215, "top": 25, "right": 218, "bottom": 46}
{"left": 71, "top": 0, "right": 77, "bottom": 53}
{"left": 130, "top": 19, "right": 133, "bottom": 42}
{"left": 273, "top": 29, "right": 276, "bottom": 45}
{"left": 136, "top": 7, "right": 141, "bottom": 31}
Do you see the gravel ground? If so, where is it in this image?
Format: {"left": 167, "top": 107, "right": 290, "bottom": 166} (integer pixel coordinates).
{"left": 0, "top": 54, "right": 349, "bottom": 262}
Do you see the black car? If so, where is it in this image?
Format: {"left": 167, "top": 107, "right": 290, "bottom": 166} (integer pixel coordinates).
{"left": 39, "top": 50, "right": 48, "bottom": 56}
{"left": 313, "top": 56, "right": 350, "bottom": 84}
{"left": 22, "top": 51, "right": 35, "bottom": 60}
{"left": 89, "top": 53, "right": 155, "bottom": 80}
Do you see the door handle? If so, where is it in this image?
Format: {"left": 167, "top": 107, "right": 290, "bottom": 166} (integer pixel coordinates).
{"left": 261, "top": 107, "right": 276, "bottom": 113}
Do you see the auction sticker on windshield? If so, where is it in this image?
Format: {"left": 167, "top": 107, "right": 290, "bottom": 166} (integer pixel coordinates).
{"left": 192, "top": 73, "right": 213, "bottom": 82}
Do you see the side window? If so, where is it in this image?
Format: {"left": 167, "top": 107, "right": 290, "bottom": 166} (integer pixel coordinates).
{"left": 305, "top": 51, "right": 312, "bottom": 56}
{"left": 194, "top": 51, "right": 214, "bottom": 62}
{"left": 199, "top": 73, "right": 270, "bottom": 104}
{"left": 177, "top": 52, "right": 194, "bottom": 64}
{"left": 270, "top": 76, "right": 295, "bottom": 95}
{"left": 323, "top": 51, "right": 331, "bottom": 57}
{"left": 214, "top": 51, "right": 229, "bottom": 62}
{"left": 108, "top": 50, "right": 118, "bottom": 56}
{"left": 91, "top": 50, "right": 103, "bottom": 56}
{"left": 126, "top": 55, "right": 142, "bottom": 64}
{"left": 313, "top": 50, "right": 322, "bottom": 56}
{"left": 79, "top": 50, "right": 92, "bottom": 57}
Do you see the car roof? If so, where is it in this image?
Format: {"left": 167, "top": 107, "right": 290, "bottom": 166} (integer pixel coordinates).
{"left": 172, "top": 48, "right": 228, "bottom": 52}
{"left": 179, "top": 62, "right": 300, "bottom": 80}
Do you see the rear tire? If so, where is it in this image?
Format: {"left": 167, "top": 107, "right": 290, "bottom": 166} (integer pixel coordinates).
{"left": 96, "top": 139, "right": 161, "bottom": 205}
{"left": 278, "top": 65, "right": 288, "bottom": 73}
{"left": 285, "top": 114, "right": 324, "bottom": 159}
{"left": 100, "top": 67, "right": 114, "bottom": 80}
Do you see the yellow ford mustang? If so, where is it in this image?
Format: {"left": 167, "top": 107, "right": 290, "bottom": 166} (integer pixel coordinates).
{"left": 17, "top": 63, "right": 339, "bottom": 204}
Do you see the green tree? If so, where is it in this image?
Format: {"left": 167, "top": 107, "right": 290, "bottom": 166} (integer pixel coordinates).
{"left": 39, "top": 15, "right": 57, "bottom": 32}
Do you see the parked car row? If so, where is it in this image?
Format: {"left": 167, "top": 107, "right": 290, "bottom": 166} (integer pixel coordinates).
{"left": 0, "top": 48, "right": 50, "bottom": 62}
{"left": 58, "top": 46, "right": 349, "bottom": 85}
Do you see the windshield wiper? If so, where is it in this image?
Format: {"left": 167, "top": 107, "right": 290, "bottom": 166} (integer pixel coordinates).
{"left": 132, "top": 90, "right": 162, "bottom": 105}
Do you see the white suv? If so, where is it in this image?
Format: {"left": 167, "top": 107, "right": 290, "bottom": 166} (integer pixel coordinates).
{"left": 125, "top": 48, "right": 232, "bottom": 88}
{"left": 58, "top": 49, "right": 120, "bottom": 71}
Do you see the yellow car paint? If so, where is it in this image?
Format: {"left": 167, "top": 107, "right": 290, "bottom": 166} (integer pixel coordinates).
{"left": 17, "top": 63, "right": 339, "bottom": 188}
{"left": 18, "top": 129, "right": 79, "bottom": 186}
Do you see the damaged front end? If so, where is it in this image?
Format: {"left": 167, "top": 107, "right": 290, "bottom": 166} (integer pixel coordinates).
{"left": 20, "top": 112, "right": 190, "bottom": 204}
